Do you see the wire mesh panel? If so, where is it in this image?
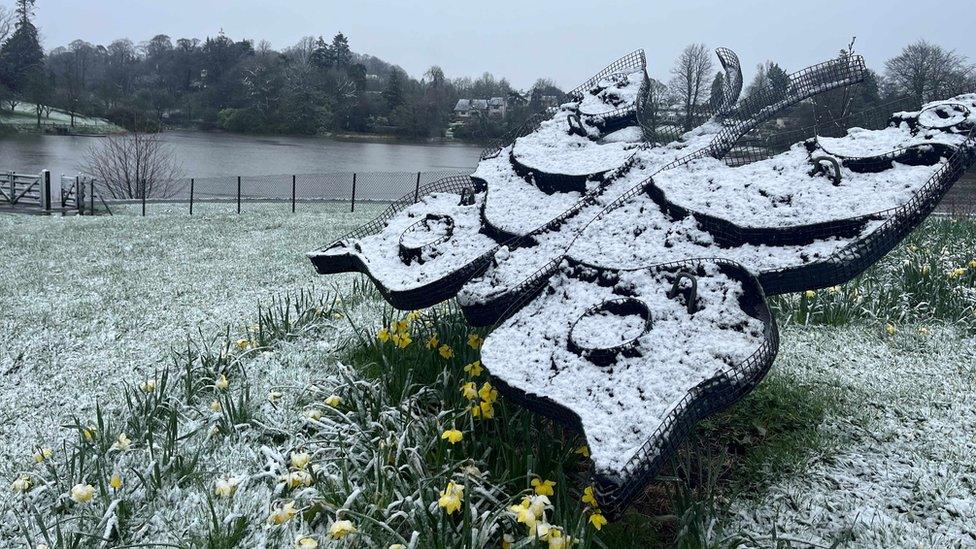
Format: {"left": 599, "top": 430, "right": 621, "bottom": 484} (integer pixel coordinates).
{"left": 482, "top": 258, "right": 779, "bottom": 518}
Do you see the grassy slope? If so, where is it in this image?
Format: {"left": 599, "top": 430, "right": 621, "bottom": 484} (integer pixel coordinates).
{"left": 0, "top": 203, "right": 383, "bottom": 500}
{"left": 0, "top": 103, "right": 121, "bottom": 132}
{"left": 1, "top": 209, "right": 975, "bottom": 547}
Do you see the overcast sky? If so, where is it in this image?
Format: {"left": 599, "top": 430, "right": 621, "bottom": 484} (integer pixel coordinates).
{"left": 26, "top": 0, "right": 976, "bottom": 89}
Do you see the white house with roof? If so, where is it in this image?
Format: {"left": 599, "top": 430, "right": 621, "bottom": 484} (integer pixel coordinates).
{"left": 454, "top": 97, "right": 508, "bottom": 119}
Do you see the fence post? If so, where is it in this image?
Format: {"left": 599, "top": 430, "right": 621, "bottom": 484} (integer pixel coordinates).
{"left": 90, "top": 179, "right": 94, "bottom": 214}
{"left": 189, "top": 178, "right": 194, "bottom": 215}
{"left": 42, "top": 170, "right": 51, "bottom": 212}
{"left": 414, "top": 171, "right": 421, "bottom": 203}
{"left": 76, "top": 175, "right": 83, "bottom": 216}
{"left": 291, "top": 175, "right": 296, "bottom": 213}
{"left": 237, "top": 175, "right": 242, "bottom": 214}
{"left": 350, "top": 173, "right": 357, "bottom": 213}
{"left": 141, "top": 178, "right": 146, "bottom": 217}
{"left": 7, "top": 171, "right": 13, "bottom": 205}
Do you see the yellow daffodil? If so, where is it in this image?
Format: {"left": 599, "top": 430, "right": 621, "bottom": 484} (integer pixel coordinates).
{"left": 509, "top": 500, "right": 537, "bottom": 529}
{"left": 215, "top": 374, "right": 229, "bottom": 391}
{"left": 426, "top": 334, "right": 440, "bottom": 349}
{"left": 438, "top": 344, "right": 454, "bottom": 359}
{"left": 329, "top": 519, "right": 357, "bottom": 539}
{"left": 535, "top": 522, "right": 554, "bottom": 540}
{"left": 548, "top": 533, "right": 571, "bottom": 549}
{"left": 70, "top": 483, "right": 95, "bottom": 504}
{"left": 33, "top": 447, "right": 53, "bottom": 463}
{"left": 885, "top": 323, "right": 897, "bottom": 336}
{"left": 268, "top": 390, "right": 283, "bottom": 402}
{"left": 969, "top": 259, "right": 976, "bottom": 269}
{"left": 461, "top": 382, "right": 478, "bottom": 400}
{"left": 109, "top": 472, "right": 122, "bottom": 491}
{"left": 210, "top": 399, "right": 222, "bottom": 412}
{"left": 581, "top": 486, "right": 598, "bottom": 506}
{"left": 918, "top": 326, "right": 930, "bottom": 335}
{"left": 527, "top": 495, "right": 550, "bottom": 517}
{"left": 82, "top": 425, "right": 96, "bottom": 440}
{"left": 305, "top": 409, "right": 323, "bottom": 421}
{"left": 467, "top": 333, "right": 483, "bottom": 349}
{"left": 921, "top": 265, "right": 930, "bottom": 276}
{"left": 407, "top": 310, "right": 422, "bottom": 321}
{"left": 531, "top": 478, "right": 556, "bottom": 496}
{"left": 377, "top": 327, "right": 391, "bottom": 342}
{"left": 324, "top": 394, "right": 343, "bottom": 407}
{"left": 949, "top": 267, "right": 968, "bottom": 279}
{"left": 479, "top": 401, "right": 495, "bottom": 419}
{"left": 478, "top": 382, "right": 498, "bottom": 403}
{"left": 589, "top": 510, "right": 608, "bottom": 530}
{"left": 140, "top": 378, "right": 157, "bottom": 393}
{"left": 295, "top": 536, "right": 318, "bottom": 549}
{"left": 391, "top": 331, "right": 413, "bottom": 349}
{"left": 438, "top": 481, "right": 464, "bottom": 514}
{"left": 236, "top": 338, "right": 251, "bottom": 350}
{"left": 501, "top": 533, "right": 514, "bottom": 549}
{"left": 574, "top": 445, "right": 590, "bottom": 457}
{"left": 10, "top": 475, "right": 31, "bottom": 493}
{"left": 112, "top": 433, "right": 132, "bottom": 451}
{"left": 804, "top": 290, "right": 815, "bottom": 299}
{"left": 441, "top": 429, "right": 463, "bottom": 444}
{"left": 394, "top": 320, "right": 410, "bottom": 333}
{"left": 282, "top": 470, "right": 313, "bottom": 489}
{"left": 291, "top": 451, "right": 311, "bottom": 470}
{"left": 463, "top": 360, "right": 483, "bottom": 377}
{"left": 471, "top": 404, "right": 481, "bottom": 418}
{"left": 268, "top": 501, "right": 299, "bottom": 525}
{"left": 214, "top": 476, "right": 239, "bottom": 498}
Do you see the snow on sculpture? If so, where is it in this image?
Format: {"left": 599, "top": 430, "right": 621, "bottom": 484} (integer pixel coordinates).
{"left": 310, "top": 48, "right": 976, "bottom": 515}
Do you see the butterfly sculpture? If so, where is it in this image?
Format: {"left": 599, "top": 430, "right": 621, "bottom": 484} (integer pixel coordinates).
{"left": 310, "top": 48, "right": 976, "bottom": 516}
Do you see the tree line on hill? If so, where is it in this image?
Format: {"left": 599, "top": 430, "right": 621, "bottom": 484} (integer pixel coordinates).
{"left": 1, "top": 0, "right": 974, "bottom": 141}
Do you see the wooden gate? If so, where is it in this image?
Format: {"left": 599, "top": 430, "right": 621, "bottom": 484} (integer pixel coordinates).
{"left": 0, "top": 171, "right": 52, "bottom": 212}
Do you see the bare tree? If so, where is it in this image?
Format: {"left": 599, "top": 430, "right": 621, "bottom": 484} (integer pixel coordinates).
{"left": 0, "top": 5, "right": 15, "bottom": 44}
{"left": 80, "top": 132, "right": 184, "bottom": 199}
{"left": 885, "top": 40, "right": 974, "bottom": 105}
{"left": 670, "top": 43, "right": 714, "bottom": 132}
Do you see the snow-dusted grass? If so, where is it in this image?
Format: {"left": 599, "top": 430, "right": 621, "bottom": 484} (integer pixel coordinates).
{"left": 0, "top": 103, "right": 119, "bottom": 130}
{"left": 0, "top": 202, "right": 383, "bottom": 501}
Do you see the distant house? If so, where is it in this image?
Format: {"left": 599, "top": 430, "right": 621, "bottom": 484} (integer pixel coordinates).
{"left": 488, "top": 97, "right": 507, "bottom": 118}
{"left": 454, "top": 97, "right": 507, "bottom": 119}
{"left": 540, "top": 95, "right": 560, "bottom": 110}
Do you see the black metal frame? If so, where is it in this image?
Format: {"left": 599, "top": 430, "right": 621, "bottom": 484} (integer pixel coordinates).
{"left": 486, "top": 258, "right": 778, "bottom": 518}
{"left": 309, "top": 47, "right": 976, "bottom": 519}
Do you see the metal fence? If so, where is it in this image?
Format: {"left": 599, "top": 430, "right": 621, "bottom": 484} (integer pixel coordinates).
{"left": 95, "top": 170, "right": 474, "bottom": 215}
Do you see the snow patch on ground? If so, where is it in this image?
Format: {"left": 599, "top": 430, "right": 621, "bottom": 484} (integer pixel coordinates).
{"left": 730, "top": 325, "right": 976, "bottom": 546}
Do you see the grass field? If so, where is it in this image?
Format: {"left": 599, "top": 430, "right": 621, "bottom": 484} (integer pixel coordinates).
{"left": 1, "top": 205, "right": 975, "bottom": 547}
{"left": 0, "top": 103, "right": 121, "bottom": 133}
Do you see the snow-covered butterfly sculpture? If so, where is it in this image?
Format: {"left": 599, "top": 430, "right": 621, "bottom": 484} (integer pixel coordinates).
{"left": 310, "top": 48, "right": 976, "bottom": 515}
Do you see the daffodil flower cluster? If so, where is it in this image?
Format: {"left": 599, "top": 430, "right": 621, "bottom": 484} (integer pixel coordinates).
{"left": 461, "top": 380, "right": 498, "bottom": 419}
{"left": 581, "top": 486, "right": 608, "bottom": 530}
{"left": 280, "top": 451, "right": 315, "bottom": 490}
{"left": 438, "top": 481, "right": 465, "bottom": 514}
{"left": 377, "top": 314, "right": 415, "bottom": 349}
{"left": 507, "top": 493, "right": 575, "bottom": 547}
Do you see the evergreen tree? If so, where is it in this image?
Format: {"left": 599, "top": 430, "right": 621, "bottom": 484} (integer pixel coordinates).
{"left": 331, "top": 33, "right": 351, "bottom": 68}
{"left": 0, "top": 0, "right": 44, "bottom": 93}
{"left": 383, "top": 68, "right": 405, "bottom": 110}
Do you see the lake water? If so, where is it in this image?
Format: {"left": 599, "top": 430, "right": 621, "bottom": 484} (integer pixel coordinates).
{"left": 0, "top": 131, "right": 482, "bottom": 180}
